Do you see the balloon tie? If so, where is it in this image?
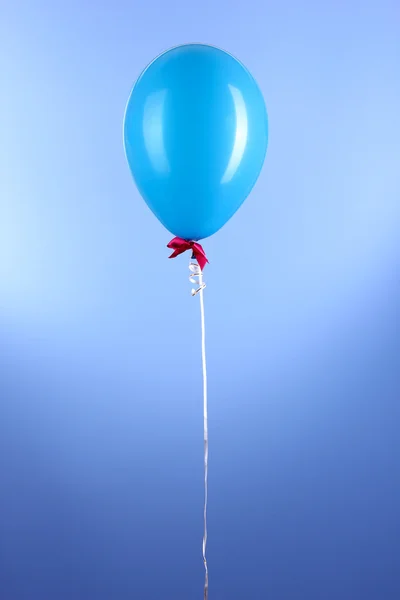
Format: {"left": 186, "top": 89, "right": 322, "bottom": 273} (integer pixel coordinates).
{"left": 189, "top": 259, "right": 209, "bottom": 599}
{"left": 167, "top": 237, "right": 209, "bottom": 272}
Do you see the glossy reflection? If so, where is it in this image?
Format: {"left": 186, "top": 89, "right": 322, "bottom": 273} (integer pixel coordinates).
{"left": 221, "top": 85, "right": 249, "bottom": 184}
{"left": 124, "top": 44, "right": 268, "bottom": 241}
{"left": 142, "top": 89, "right": 170, "bottom": 175}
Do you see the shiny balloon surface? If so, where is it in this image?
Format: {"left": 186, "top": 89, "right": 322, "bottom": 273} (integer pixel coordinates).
{"left": 124, "top": 44, "right": 268, "bottom": 240}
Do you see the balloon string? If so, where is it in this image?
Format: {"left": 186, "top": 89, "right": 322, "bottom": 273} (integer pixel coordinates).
{"left": 200, "top": 273, "right": 209, "bottom": 600}
{"left": 189, "top": 261, "right": 208, "bottom": 599}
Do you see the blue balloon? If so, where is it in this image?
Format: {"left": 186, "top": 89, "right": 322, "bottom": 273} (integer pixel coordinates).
{"left": 123, "top": 44, "right": 268, "bottom": 241}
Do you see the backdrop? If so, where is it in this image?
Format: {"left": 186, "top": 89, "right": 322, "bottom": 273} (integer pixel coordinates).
{"left": 1, "top": 1, "right": 399, "bottom": 599}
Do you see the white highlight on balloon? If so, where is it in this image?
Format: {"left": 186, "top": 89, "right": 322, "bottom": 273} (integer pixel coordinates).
{"left": 221, "top": 84, "right": 248, "bottom": 184}
{"left": 142, "top": 89, "right": 170, "bottom": 174}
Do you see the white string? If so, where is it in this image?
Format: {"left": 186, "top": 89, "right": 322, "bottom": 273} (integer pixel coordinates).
{"left": 189, "top": 261, "right": 208, "bottom": 599}
{"left": 199, "top": 272, "right": 208, "bottom": 600}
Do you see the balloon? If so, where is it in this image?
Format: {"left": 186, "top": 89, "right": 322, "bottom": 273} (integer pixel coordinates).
{"left": 123, "top": 44, "right": 268, "bottom": 241}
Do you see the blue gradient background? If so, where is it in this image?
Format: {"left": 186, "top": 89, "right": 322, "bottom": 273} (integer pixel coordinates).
{"left": 1, "top": 1, "right": 399, "bottom": 599}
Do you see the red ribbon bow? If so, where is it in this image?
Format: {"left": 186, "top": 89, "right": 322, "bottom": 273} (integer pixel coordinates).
{"left": 167, "top": 237, "right": 209, "bottom": 271}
